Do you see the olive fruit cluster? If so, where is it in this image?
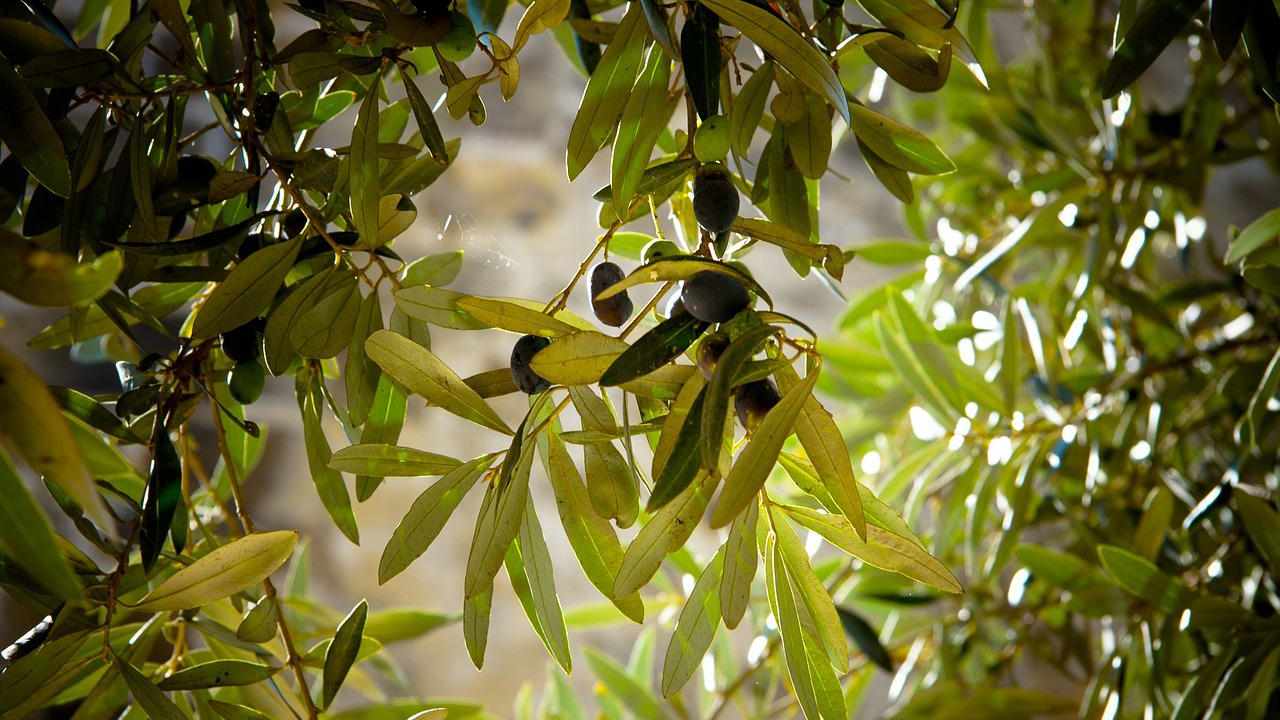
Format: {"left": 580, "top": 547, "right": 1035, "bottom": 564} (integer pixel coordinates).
{"left": 221, "top": 319, "right": 266, "bottom": 404}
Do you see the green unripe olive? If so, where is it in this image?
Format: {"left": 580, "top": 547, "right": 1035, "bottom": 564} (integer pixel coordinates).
{"left": 643, "top": 239, "right": 681, "bottom": 263}
{"left": 681, "top": 271, "right": 750, "bottom": 323}
{"left": 590, "top": 261, "right": 634, "bottom": 327}
{"left": 438, "top": 12, "right": 477, "bottom": 62}
{"left": 697, "top": 332, "right": 730, "bottom": 380}
{"left": 221, "top": 318, "right": 264, "bottom": 363}
{"left": 228, "top": 360, "right": 266, "bottom": 405}
{"left": 734, "top": 378, "right": 781, "bottom": 431}
{"left": 693, "top": 163, "right": 739, "bottom": 233}
{"left": 510, "top": 334, "right": 551, "bottom": 394}
{"left": 693, "top": 115, "right": 731, "bottom": 162}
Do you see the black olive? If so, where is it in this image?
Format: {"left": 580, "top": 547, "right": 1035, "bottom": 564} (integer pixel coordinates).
{"left": 697, "top": 332, "right": 730, "bottom": 380}
{"left": 253, "top": 91, "right": 280, "bottom": 130}
{"left": 681, "top": 271, "right": 750, "bottom": 323}
{"left": 221, "top": 318, "right": 264, "bottom": 363}
{"left": 510, "top": 335, "right": 551, "bottom": 394}
{"left": 590, "top": 261, "right": 634, "bottom": 327}
{"left": 734, "top": 379, "right": 781, "bottom": 431}
{"left": 659, "top": 294, "right": 687, "bottom": 320}
{"left": 283, "top": 208, "right": 308, "bottom": 238}
{"left": 693, "top": 163, "right": 739, "bottom": 233}
{"left": 228, "top": 360, "right": 266, "bottom": 404}
{"left": 175, "top": 155, "right": 218, "bottom": 194}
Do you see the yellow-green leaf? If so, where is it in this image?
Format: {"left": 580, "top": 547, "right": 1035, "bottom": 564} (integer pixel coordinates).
{"left": 566, "top": 3, "right": 647, "bottom": 179}
{"left": 782, "top": 504, "right": 960, "bottom": 593}
{"left": 379, "top": 456, "right": 491, "bottom": 584}
{"left": 0, "top": 345, "right": 110, "bottom": 531}
{"left": 661, "top": 546, "right": 724, "bottom": 696}
{"left": 610, "top": 43, "right": 678, "bottom": 210}
{"left": 709, "top": 367, "right": 816, "bottom": 527}
{"left": 366, "top": 329, "right": 513, "bottom": 434}
{"left": 135, "top": 531, "right": 299, "bottom": 611}
{"left": 0, "top": 448, "right": 82, "bottom": 601}
{"left": 329, "top": 444, "right": 462, "bottom": 477}
{"left": 0, "top": 236, "right": 122, "bottom": 307}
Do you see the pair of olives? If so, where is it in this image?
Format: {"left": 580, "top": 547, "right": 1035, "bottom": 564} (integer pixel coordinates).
{"left": 221, "top": 319, "right": 266, "bottom": 404}
{"left": 697, "top": 332, "right": 781, "bottom": 430}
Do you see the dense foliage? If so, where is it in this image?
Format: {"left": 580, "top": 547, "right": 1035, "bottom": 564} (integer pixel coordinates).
{"left": 0, "top": 0, "right": 1278, "bottom": 717}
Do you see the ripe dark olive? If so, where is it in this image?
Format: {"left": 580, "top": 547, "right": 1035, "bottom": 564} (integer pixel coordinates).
{"left": 693, "top": 163, "right": 739, "bottom": 233}
{"left": 681, "top": 271, "right": 750, "bottom": 323}
{"left": 283, "top": 208, "right": 307, "bottom": 238}
{"left": 221, "top": 318, "right": 264, "bottom": 363}
{"left": 643, "top": 239, "right": 681, "bottom": 263}
{"left": 229, "top": 360, "right": 266, "bottom": 405}
{"left": 510, "top": 334, "right": 551, "bottom": 394}
{"left": 734, "top": 379, "right": 781, "bottom": 431}
{"left": 590, "top": 261, "right": 634, "bottom": 327}
{"left": 657, "top": 294, "right": 687, "bottom": 320}
{"left": 175, "top": 155, "right": 218, "bottom": 194}
{"left": 697, "top": 332, "right": 729, "bottom": 380}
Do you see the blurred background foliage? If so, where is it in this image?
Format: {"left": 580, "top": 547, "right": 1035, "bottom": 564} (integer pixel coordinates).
{"left": 0, "top": 0, "right": 1278, "bottom": 717}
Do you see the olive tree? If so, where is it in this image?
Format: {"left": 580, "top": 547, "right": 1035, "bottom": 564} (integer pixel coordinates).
{"left": 0, "top": 0, "right": 1278, "bottom": 717}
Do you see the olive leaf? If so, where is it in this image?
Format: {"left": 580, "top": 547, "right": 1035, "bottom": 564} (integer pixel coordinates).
{"left": 505, "top": 494, "right": 572, "bottom": 672}
{"left": 566, "top": 2, "right": 647, "bottom": 179}
{"left": 366, "top": 329, "right": 514, "bottom": 434}
{"left": 0, "top": 53, "right": 70, "bottom": 196}
{"left": 322, "top": 599, "right": 369, "bottom": 709}
{"left": 610, "top": 43, "right": 679, "bottom": 210}
{"left": 135, "top": 531, "right": 298, "bottom": 611}
{"left": 660, "top": 546, "right": 724, "bottom": 696}
{"left": 192, "top": 237, "right": 303, "bottom": 339}
{"left": 157, "top": 660, "right": 280, "bottom": 690}
{"left": 379, "top": 456, "right": 492, "bottom": 584}
{"left": 709, "top": 366, "right": 817, "bottom": 527}
{"left": 0, "top": 449, "right": 83, "bottom": 602}
{"left": 330, "top": 444, "right": 462, "bottom": 477}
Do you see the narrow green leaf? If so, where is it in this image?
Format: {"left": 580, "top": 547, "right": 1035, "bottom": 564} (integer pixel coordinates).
{"left": 720, "top": 498, "right": 758, "bottom": 629}
{"left": 297, "top": 372, "right": 359, "bottom": 544}
{"left": 158, "top": 660, "right": 279, "bottom": 690}
{"left": 698, "top": 0, "right": 849, "bottom": 123}
{"left": 569, "top": 385, "right": 640, "bottom": 526}
{"left": 770, "top": 506, "right": 848, "bottom": 669}
{"left": 702, "top": 326, "right": 773, "bottom": 470}
{"left": 730, "top": 61, "right": 775, "bottom": 157}
{"left": 0, "top": 449, "right": 82, "bottom": 601}
{"left": 1234, "top": 493, "right": 1280, "bottom": 580}
{"left": 709, "top": 367, "right": 817, "bottom": 527}
{"left": 135, "top": 531, "right": 298, "bottom": 611}
{"left": 566, "top": 3, "right": 647, "bottom": 179}
{"left": 350, "top": 72, "right": 383, "bottom": 248}
{"left": 1098, "top": 544, "right": 1186, "bottom": 613}
{"left": 774, "top": 361, "right": 866, "bottom": 539}
{"left": 379, "top": 455, "right": 491, "bottom": 583}
{"left": 464, "top": 424, "right": 537, "bottom": 598}
{"left": 506, "top": 494, "right": 572, "bottom": 672}
{"left": 0, "top": 53, "right": 70, "bottom": 196}
{"left": 600, "top": 314, "right": 709, "bottom": 387}
{"left": 193, "top": 237, "right": 303, "bottom": 339}
{"left": 661, "top": 547, "right": 724, "bottom": 696}
{"left": 610, "top": 43, "right": 678, "bottom": 210}
{"left": 330, "top": 443, "right": 462, "bottom": 477}
{"left": 782, "top": 504, "right": 961, "bottom": 593}
{"left": 587, "top": 648, "right": 664, "bottom": 719}
{"left": 615, "top": 473, "right": 714, "bottom": 596}
{"left": 366, "top": 329, "right": 513, "bottom": 434}
{"left": 1100, "top": 0, "right": 1202, "bottom": 98}
{"left": 849, "top": 104, "right": 954, "bottom": 175}
{"left": 538, "top": 429, "right": 645, "bottom": 621}
{"left": 116, "top": 657, "right": 188, "bottom": 720}
{"left": 322, "top": 600, "right": 368, "bottom": 709}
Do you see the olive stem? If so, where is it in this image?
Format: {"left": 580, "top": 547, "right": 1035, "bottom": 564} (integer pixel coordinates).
{"left": 210, "top": 403, "right": 321, "bottom": 720}
{"left": 545, "top": 221, "right": 623, "bottom": 314}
